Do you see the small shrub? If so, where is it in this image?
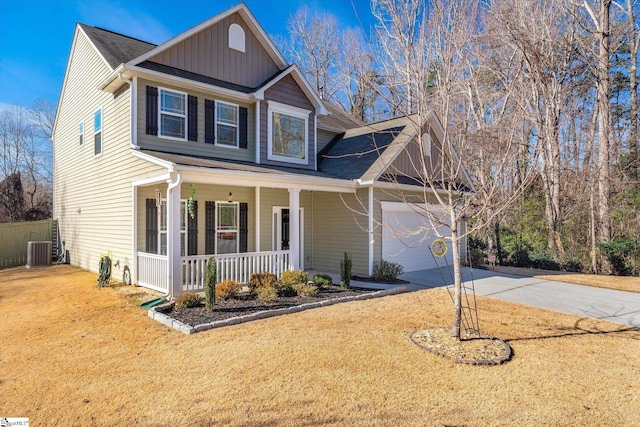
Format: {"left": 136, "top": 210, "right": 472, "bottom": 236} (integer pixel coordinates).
{"left": 561, "top": 258, "right": 583, "bottom": 273}
{"left": 281, "top": 270, "right": 309, "bottom": 286}
{"left": 530, "top": 250, "right": 560, "bottom": 271}
{"left": 598, "top": 239, "right": 639, "bottom": 276}
{"left": 506, "top": 249, "right": 530, "bottom": 267}
{"left": 215, "top": 279, "right": 241, "bottom": 300}
{"left": 313, "top": 274, "right": 333, "bottom": 287}
{"left": 248, "top": 272, "right": 278, "bottom": 295}
{"left": 340, "top": 252, "right": 352, "bottom": 288}
{"left": 256, "top": 285, "right": 278, "bottom": 302}
{"left": 204, "top": 257, "right": 217, "bottom": 311}
{"left": 276, "top": 282, "right": 297, "bottom": 297}
{"left": 293, "top": 283, "right": 318, "bottom": 297}
{"left": 175, "top": 292, "right": 202, "bottom": 309}
{"left": 468, "top": 248, "right": 486, "bottom": 267}
{"left": 373, "top": 259, "right": 404, "bottom": 282}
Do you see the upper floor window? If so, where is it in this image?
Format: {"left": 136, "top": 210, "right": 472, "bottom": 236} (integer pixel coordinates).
{"left": 215, "top": 101, "right": 239, "bottom": 148}
{"left": 267, "top": 101, "right": 309, "bottom": 165}
{"left": 79, "top": 121, "right": 84, "bottom": 146}
{"left": 93, "top": 108, "right": 102, "bottom": 155}
{"left": 159, "top": 88, "right": 186, "bottom": 140}
{"left": 228, "top": 23, "right": 245, "bottom": 53}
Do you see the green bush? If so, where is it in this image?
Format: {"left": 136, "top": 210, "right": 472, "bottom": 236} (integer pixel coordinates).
{"left": 313, "top": 274, "right": 333, "bottom": 287}
{"left": 256, "top": 285, "right": 278, "bottom": 302}
{"left": 598, "top": 239, "right": 639, "bottom": 276}
{"left": 204, "top": 257, "right": 216, "bottom": 311}
{"left": 340, "top": 252, "right": 352, "bottom": 289}
{"left": 215, "top": 279, "right": 241, "bottom": 300}
{"left": 373, "top": 259, "right": 404, "bottom": 282}
{"left": 293, "top": 283, "right": 318, "bottom": 297}
{"left": 281, "top": 270, "right": 309, "bottom": 286}
{"left": 529, "top": 250, "right": 560, "bottom": 271}
{"left": 175, "top": 292, "right": 202, "bottom": 309}
{"left": 248, "top": 272, "right": 278, "bottom": 295}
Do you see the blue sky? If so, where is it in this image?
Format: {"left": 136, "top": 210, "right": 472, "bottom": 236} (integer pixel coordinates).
{"left": 0, "top": 0, "right": 376, "bottom": 109}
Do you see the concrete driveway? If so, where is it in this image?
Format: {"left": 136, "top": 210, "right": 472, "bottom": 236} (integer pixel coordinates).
{"left": 397, "top": 267, "right": 640, "bottom": 327}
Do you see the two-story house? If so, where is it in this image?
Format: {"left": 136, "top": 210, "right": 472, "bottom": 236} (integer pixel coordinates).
{"left": 52, "top": 3, "right": 469, "bottom": 297}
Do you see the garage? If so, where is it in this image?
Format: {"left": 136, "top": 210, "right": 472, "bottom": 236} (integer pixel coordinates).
{"left": 381, "top": 202, "right": 454, "bottom": 272}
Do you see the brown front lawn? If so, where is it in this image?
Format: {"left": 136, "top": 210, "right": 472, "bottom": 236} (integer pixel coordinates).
{"left": 1, "top": 265, "right": 638, "bottom": 426}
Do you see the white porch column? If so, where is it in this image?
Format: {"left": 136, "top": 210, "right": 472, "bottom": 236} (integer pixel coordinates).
{"left": 167, "top": 173, "right": 182, "bottom": 298}
{"left": 288, "top": 187, "right": 301, "bottom": 270}
{"left": 255, "top": 186, "right": 261, "bottom": 252}
{"left": 368, "top": 186, "right": 374, "bottom": 276}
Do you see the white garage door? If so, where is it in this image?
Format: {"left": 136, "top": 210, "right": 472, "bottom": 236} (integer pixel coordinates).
{"left": 381, "top": 202, "right": 454, "bottom": 272}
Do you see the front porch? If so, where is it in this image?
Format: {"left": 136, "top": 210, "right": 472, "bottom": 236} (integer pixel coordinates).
{"left": 131, "top": 166, "right": 363, "bottom": 297}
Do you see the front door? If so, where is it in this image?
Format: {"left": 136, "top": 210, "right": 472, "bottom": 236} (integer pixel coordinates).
{"left": 273, "top": 207, "right": 304, "bottom": 269}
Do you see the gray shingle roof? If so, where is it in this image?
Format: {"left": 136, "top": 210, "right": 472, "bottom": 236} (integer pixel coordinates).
{"left": 79, "top": 24, "right": 156, "bottom": 69}
{"left": 318, "top": 125, "right": 405, "bottom": 180}
{"left": 317, "top": 100, "right": 365, "bottom": 132}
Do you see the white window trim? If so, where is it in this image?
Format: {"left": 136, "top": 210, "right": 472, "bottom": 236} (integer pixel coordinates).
{"left": 158, "top": 199, "right": 188, "bottom": 256}
{"left": 79, "top": 121, "right": 84, "bottom": 146}
{"left": 93, "top": 107, "right": 102, "bottom": 156}
{"left": 215, "top": 100, "right": 239, "bottom": 149}
{"left": 228, "top": 23, "right": 245, "bottom": 53}
{"left": 215, "top": 201, "right": 239, "bottom": 254}
{"left": 158, "top": 87, "right": 188, "bottom": 141}
{"left": 267, "top": 100, "right": 310, "bottom": 165}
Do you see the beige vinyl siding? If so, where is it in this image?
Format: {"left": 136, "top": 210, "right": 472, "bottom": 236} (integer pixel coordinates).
{"left": 136, "top": 78, "right": 254, "bottom": 162}
{"left": 312, "top": 190, "right": 369, "bottom": 276}
{"left": 258, "top": 188, "right": 313, "bottom": 268}
{"left": 136, "top": 184, "right": 255, "bottom": 255}
{"left": 53, "top": 29, "right": 166, "bottom": 278}
{"left": 317, "top": 128, "right": 339, "bottom": 153}
{"left": 149, "top": 12, "right": 279, "bottom": 88}
{"left": 260, "top": 75, "right": 316, "bottom": 171}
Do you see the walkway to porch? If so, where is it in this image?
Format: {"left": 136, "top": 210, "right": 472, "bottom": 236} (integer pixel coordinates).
{"left": 137, "top": 250, "right": 292, "bottom": 294}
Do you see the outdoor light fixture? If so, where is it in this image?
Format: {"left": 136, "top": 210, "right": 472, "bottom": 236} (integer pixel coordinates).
{"left": 228, "top": 192, "right": 233, "bottom": 202}
{"left": 77, "top": 207, "right": 81, "bottom": 214}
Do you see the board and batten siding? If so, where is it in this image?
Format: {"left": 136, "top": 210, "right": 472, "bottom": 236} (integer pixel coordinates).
{"left": 312, "top": 190, "right": 369, "bottom": 276}
{"left": 388, "top": 126, "right": 442, "bottom": 180}
{"left": 136, "top": 185, "right": 256, "bottom": 255}
{"left": 149, "top": 12, "right": 279, "bottom": 89}
{"left": 136, "top": 78, "right": 255, "bottom": 162}
{"left": 259, "top": 74, "right": 316, "bottom": 170}
{"left": 53, "top": 29, "right": 166, "bottom": 278}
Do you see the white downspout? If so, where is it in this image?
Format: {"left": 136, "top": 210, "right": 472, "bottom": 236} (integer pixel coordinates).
{"left": 118, "top": 72, "right": 138, "bottom": 149}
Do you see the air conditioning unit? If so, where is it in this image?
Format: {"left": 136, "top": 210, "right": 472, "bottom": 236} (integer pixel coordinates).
{"left": 26, "top": 241, "right": 52, "bottom": 268}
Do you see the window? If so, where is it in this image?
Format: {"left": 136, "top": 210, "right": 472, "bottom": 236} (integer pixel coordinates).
{"left": 79, "top": 121, "right": 84, "bottom": 146}
{"left": 159, "top": 88, "right": 186, "bottom": 140}
{"left": 94, "top": 108, "right": 102, "bottom": 155}
{"left": 228, "top": 23, "right": 245, "bottom": 53}
{"left": 216, "top": 202, "right": 238, "bottom": 254}
{"left": 158, "top": 200, "right": 187, "bottom": 256}
{"left": 215, "top": 101, "right": 239, "bottom": 148}
{"left": 267, "top": 101, "right": 309, "bottom": 165}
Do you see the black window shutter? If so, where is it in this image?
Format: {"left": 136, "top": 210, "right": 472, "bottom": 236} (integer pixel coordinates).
{"left": 146, "top": 86, "right": 158, "bottom": 136}
{"left": 188, "top": 95, "right": 198, "bottom": 142}
{"left": 239, "top": 106, "right": 248, "bottom": 149}
{"left": 187, "top": 200, "right": 198, "bottom": 255}
{"left": 239, "top": 202, "right": 248, "bottom": 253}
{"left": 205, "top": 201, "right": 216, "bottom": 254}
{"left": 145, "top": 199, "right": 158, "bottom": 254}
{"left": 204, "top": 99, "right": 215, "bottom": 144}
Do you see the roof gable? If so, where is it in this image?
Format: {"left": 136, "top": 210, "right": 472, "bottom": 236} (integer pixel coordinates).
{"left": 129, "top": 4, "right": 286, "bottom": 88}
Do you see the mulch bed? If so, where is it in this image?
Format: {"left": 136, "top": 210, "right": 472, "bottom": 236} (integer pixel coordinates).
{"left": 410, "top": 327, "right": 512, "bottom": 365}
{"left": 165, "top": 285, "right": 374, "bottom": 326}
{"left": 352, "top": 275, "right": 410, "bottom": 284}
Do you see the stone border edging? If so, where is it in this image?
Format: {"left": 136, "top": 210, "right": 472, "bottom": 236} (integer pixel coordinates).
{"left": 148, "top": 286, "right": 407, "bottom": 335}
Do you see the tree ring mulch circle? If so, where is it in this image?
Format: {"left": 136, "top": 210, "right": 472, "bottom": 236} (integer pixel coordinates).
{"left": 410, "top": 327, "right": 512, "bottom": 365}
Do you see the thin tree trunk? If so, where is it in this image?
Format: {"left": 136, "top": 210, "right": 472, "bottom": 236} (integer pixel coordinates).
{"left": 597, "top": 0, "right": 612, "bottom": 243}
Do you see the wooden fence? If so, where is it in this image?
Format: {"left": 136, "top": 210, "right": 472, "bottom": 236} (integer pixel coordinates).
{"left": 0, "top": 219, "right": 55, "bottom": 268}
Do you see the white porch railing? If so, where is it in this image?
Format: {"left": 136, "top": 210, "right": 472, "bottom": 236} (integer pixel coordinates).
{"left": 138, "top": 250, "right": 292, "bottom": 294}
{"left": 137, "top": 252, "right": 169, "bottom": 293}
{"left": 182, "top": 250, "right": 292, "bottom": 292}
